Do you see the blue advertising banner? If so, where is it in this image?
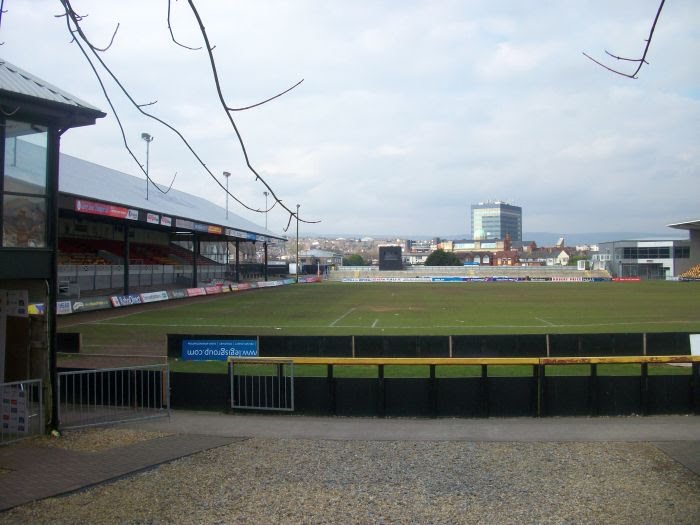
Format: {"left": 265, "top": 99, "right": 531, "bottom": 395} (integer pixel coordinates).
{"left": 181, "top": 339, "right": 258, "bottom": 360}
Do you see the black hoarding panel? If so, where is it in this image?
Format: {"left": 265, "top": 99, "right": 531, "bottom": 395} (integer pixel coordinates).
{"left": 647, "top": 376, "right": 693, "bottom": 414}
{"left": 488, "top": 377, "right": 536, "bottom": 417}
{"left": 436, "top": 378, "right": 482, "bottom": 417}
{"left": 334, "top": 378, "right": 380, "bottom": 417}
{"left": 259, "top": 336, "right": 352, "bottom": 357}
{"left": 548, "top": 334, "right": 581, "bottom": 357}
{"left": 291, "top": 377, "right": 332, "bottom": 415}
{"left": 452, "top": 335, "right": 546, "bottom": 358}
{"left": 596, "top": 377, "right": 641, "bottom": 415}
{"left": 354, "top": 336, "right": 449, "bottom": 358}
{"left": 170, "top": 372, "right": 228, "bottom": 410}
{"left": 416, "top": 337, "right": 450, "bottom": 357}
{"left": 646, "top": 332, "right": 691, "bottom": 356}
{"left": 543, "top": 377, "right": 590, "bottom": 416}
{"left": 384, "top": 379, "right": 431, "bottom": 417}
{"left": 549, "top": 333, "right": 643, "bottom": 357}
{"left": 452, "top": 336, "right": 490, "bottom": 357}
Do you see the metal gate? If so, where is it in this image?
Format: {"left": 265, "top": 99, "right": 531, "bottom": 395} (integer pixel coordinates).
{"left": 229, "top": 359, "right": 294, "bottom": 411}
{"left": 57, "top": 364, "right": 170, "bottom": 430}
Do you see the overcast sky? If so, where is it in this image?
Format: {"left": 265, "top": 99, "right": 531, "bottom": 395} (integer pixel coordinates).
{"left": 2, "top": 1, "right": 698, "bottom": 238}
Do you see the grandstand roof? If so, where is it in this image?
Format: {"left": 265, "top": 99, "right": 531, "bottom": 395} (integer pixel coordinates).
{"left": 0, "top": 58, "right": 105, "bottom": 127}
{"left": 667, "top": 219, "right": 700, "bottom": 231}
{"left": 59, "top": 152, "right": 286, "bottom": 242}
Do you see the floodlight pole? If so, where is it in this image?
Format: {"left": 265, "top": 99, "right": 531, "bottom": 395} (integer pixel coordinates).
{"left": 223, "top": 171, "right": 231, "bottom": 219}
{"left": 296, "top": 204, "right": 300, "bottom": 283}
{"left": 141, "top": 133, "right": 153, "bottom": 200}
{"left": 263, "top": 191, "right": 269, "bottom": 230}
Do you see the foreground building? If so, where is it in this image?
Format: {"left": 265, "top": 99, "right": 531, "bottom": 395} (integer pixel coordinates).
{"left": 595, "top": 239, "right": 691, "bottom": 279}
{"left": 0, "top": 59, "right": 105, "bottom": 430}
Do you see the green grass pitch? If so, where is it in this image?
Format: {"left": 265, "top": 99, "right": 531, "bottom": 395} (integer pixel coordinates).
{"left": 61, "top": 280, "right": 700, "bottom": 344}
{"left": 58, "top": 280, "right": 699, "bottom": 376}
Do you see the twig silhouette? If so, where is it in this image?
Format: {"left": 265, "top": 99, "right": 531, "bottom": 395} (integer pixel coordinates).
{"left": 583, "top": 0, "right": 665, "bottom": 79}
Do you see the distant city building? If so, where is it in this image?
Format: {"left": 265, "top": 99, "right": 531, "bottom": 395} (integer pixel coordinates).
{"left": 471, "top": 201, "right": 522, "bottom": 241}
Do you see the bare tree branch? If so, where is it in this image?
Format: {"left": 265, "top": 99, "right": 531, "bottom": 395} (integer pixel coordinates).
{"left": 167, "top": 0, "right": 201, "bottom": 51}
{"left": 91, "top": 22, "right": 120, "bottom": 52}
{"left": 57, "top": 0, "right": 318, "bottom": 229}
{"left": 186, "top": 0, "right": 319, "bottom": 225}
{"left": 584, "top": 0, "right": 665, "bottom": 79}
{"left": 58, "top": 0, "right": 261, "bottom": 211}
{"left": 228, "top": 79, "right": 305, "bottom": 111}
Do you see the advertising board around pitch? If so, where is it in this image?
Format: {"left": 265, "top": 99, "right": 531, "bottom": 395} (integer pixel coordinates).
{"left": 181, "top": 339, "right": 258, "bottom": 361}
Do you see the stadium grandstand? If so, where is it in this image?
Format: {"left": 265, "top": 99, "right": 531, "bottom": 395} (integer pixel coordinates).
{"left": 669, "top": 219, "right": 700, "bottom": 280}
{"left": 54, "top": 150, "right": 287, "bottom": 298}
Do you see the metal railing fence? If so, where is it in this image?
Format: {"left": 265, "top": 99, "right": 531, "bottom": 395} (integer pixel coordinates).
{"left": 229, "top": 359, "right": 294, "bottom": 412}
{"left": 0, "top": 379, "right": 43, "bottom": 445}
{"left": 57, "top": 364, "right": 170, "bottom": 430}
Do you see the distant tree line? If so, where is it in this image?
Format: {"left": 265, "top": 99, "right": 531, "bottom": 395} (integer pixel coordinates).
{"left": 342, "top": 254, "right": 369, "bottom": 266}
{"left": 424, "top": 249, "right": 461, "bottom": 266}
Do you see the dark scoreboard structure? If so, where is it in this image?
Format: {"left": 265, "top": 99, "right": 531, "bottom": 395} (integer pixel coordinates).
{"left": 379, "top": 246, "right": 403, "bottom": 271}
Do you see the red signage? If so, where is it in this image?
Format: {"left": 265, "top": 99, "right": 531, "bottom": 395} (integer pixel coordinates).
{"left": 75, "top": 199, "right": 138, "bottom": 220}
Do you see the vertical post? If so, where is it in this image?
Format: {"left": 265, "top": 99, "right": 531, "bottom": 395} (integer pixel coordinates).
{"left": 327, "top": 364, "right": 335, "bottom": 416}
{"left": 536, "top": 364, "right": 544, "bottom": 417}
{"left": 378, "top": 364, "right": 385, "bottom": 418}
{"left": 264, "top": 242, "right": 268, "bottom": 281}
{"left": 223, "top": 171, "right": 231, "bottom": 220}
{"left": 47, "top": 127, "right": 60, "bottom": 431}
{"left": 263, "top": 191, "right": 269, "bottom": 230}
{"left": 235, "top": 240, "right": 240, "bottom": 283}
{"left": 640, "top": 362, "right": 649, "bottom": 416}
{"left": 296, "top": 204, "right": 300, "bottom": 283}
{"left": 589, "top": 364, "right": 598, "bottom": 416}
{"left": 480, "top": 364, "right": 489, "bottom": 417}
{"left": 123, "top": 223, "right": 130, "bottom": 295}
{"left": 692, "top": 363, "right": 700, "bottom": 415}
{"left": 141, "top": 133, "right": 153, "bottom": 201}
{"left": 429, "top": 364, "right": 437, "bottom": 418}
{"left": 192, "top": 235, "right": 199, "bottom": 288}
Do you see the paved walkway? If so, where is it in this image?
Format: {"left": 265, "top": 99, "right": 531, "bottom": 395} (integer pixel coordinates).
{"left": 0, "top": 433, "right": 238, "bottom": 511}
{"left": 1, "top": 412, "right": 698, "bottom": 512}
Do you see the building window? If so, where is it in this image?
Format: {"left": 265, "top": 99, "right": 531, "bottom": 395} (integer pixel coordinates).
{"left": 674, "top": 246, "right": 690, "bottom": 258}
{"left": 622, "top": 247, "right": 671, "bottom": 259}
{"left": 2, "top": 120, "right": 48, "bottom": 248}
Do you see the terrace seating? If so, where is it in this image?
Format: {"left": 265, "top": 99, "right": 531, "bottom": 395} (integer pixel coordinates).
{"left": 58, "top": 237, "right": 223, "bottom": 266}
{"left": 58, "top": 238, "right": 110, "bottom": 265}
{"left": 679, "top": 264, "right": 700, "bottom": 280}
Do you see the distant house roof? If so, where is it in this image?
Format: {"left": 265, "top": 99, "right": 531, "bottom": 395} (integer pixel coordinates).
{"left": 59, "top": 152, "right": 285, "bottom": 241}
{"left": 0, "top": 58, "right": 105, "bottom": 127}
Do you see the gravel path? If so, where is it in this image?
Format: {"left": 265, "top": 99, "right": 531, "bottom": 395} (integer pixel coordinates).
{"left": 1, "top": 439, "right": 698, "bottom": 524}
